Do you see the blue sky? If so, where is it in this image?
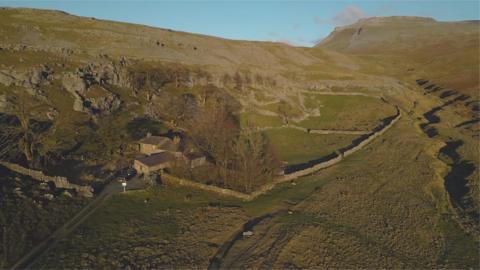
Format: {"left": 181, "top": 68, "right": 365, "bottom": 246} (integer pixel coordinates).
{"left": 1, "top": 0, "right": 479, "bottom": 47}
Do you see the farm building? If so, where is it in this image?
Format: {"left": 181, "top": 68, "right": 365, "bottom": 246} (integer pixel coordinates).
{"left": 134, "top": 134, "right": 207, "bottom": 175}
{"left": 133, "top": 152, "right": 176, "bottom": 175}
{"left": 139, "top": 134, "right": 180, "bottom": 155}
{"left": 184, "top": 152, "right": 207, "bottom": 168}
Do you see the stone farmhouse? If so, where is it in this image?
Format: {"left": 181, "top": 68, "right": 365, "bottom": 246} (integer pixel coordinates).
{"left": 133, "top": 134, "right": 206, "bottom": 175}
{"left": 139, "top": 134, "right": 181, "bottom": 155}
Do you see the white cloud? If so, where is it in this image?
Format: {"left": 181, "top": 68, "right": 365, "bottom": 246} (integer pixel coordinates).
{"left": 315, "top": 5, "right": 366, "bottom": 26}
{"left": 333, "top": 5, "right": 366, "bottom": 26}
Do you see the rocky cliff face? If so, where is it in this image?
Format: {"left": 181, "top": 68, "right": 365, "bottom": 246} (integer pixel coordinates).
{"left": 60, "top": 60, "right": 130, "bottom": 115}
{"left": 0, "top": 65, "right": 54, "bottom": 96}
{"left": 0, "top": 58, "right": 130, "bottom": 116}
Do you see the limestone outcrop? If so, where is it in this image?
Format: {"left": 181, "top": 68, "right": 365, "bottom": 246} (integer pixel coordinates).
{"left": 0, "top": 65, "right": 54, "bottom": 96}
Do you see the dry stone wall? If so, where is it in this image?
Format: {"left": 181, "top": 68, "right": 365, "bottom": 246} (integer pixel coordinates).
{"left": 162, "top": 107, "right": 401, "bottom": 201}
{"left": 161, "top": 174, "right": 251, "bottom": 200}
{"left": 0, "top": 107, "right": 401, "bottom": 201}
{"left": 257, "top": 124, "right": 370, "bottom": 135}
{"left": 0, "top": 162, "right": 94, "bottom": 197}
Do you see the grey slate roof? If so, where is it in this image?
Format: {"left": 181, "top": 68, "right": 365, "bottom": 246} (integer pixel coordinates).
{"left": 184, "top": 152, "right": 204, "bottom": 160}
{"left": 140, "top": 136, "right": 178, "bottom": 152}
{"left": 135, "top": 152, "right": 175, "bottom": 167}
{"left": 140, "top": 136, "right": 171, "bottom": 145}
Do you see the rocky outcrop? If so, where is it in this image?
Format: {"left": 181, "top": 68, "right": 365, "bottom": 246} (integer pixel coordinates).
{"left": 62, "top": 71, "right": 87, "bottom": 111}
{"left": 0, "top": 65, "right": 54, "bottom": 96}
{"left": 61, "top": 61, "right": 128, "bottom": 115}
{"left": 0, "top": 58, "right": 126, "bottom": 117}
{"left": 83, "top": 85, "right": 121, "bottom": 115}
{"left": 0, "top": 43, "right": 77, "bottom": 56}
{"left": 81, "top": 60, "right": 131, "bottom": 88}
{"left": 0, "top": 94, "right": 8, "bottom": 111}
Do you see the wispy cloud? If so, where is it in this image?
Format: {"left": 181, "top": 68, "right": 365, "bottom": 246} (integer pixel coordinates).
{"left": 315, "top": 5, "right": 366, "bottom": 26}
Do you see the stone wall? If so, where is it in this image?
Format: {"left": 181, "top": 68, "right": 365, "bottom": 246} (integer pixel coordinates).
{"left": 161, "top": 174, "right": 252, "bottom": 201}
{"left": 163, "top": 107, "right": 401, "bottom": 201}
{"left": 0, "top": 107, "right": 401, "bottom": 201}
{"left": 257, "top": 124, "right": 370, "bottom": 135}
{"left": 0, "top": 162, "right": 94, "bottom": 197}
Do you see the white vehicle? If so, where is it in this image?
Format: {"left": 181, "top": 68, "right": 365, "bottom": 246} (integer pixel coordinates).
{"left": 242, "top": 231, "right": 253, "bottom": 237}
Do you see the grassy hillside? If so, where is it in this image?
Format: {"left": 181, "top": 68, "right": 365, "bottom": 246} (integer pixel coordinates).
{"left": 317, "top": 16, "right": 480, "bottom": 95}
{"left": 0, "top": 8, "right": 320, "bottom": 76}
{"left": 0, "top": 8, "right": 478, "bottom": 269}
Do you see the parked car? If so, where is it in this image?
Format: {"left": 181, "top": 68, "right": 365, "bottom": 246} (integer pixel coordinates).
{"left": 116, "top": 167, "right": 137, "bottom": 181}
{"left": 125, "top": 168, "right": 137, "bottom": 180}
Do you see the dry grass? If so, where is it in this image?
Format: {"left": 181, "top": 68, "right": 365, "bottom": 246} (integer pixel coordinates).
{"left": 221, "top": 116, "right": 479, "bottom": 269}
{"left": 35, "top": 187, "right": 246, "bottom": 269}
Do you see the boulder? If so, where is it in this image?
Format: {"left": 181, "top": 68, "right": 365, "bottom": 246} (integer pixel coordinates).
{"left": 62, "top": 72, "right": 87, "bottom": 96}
{"left": 0, "top": 94, "right": 8, "bottom": 110}
{"left": 0, "top": 70, "right": 16, "bottom": 86}
{"left": 45, "top": 107, "right": 59, "bottom": 120}
{"left": 61, "top": 190, "right": 73, "bottom": 198}
{"left": 43, "top": 193, "right": 55, "bottom": 200}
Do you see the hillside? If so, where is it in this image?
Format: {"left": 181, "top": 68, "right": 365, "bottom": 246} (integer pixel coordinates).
{"left": 0, "top": 7, "right": 338, "bottom": 81}
{"left": 0, "top": 8, "right": 479, "bottom": 269}
{"left": 317, "top": 16, "right": 480, "bottom": 95}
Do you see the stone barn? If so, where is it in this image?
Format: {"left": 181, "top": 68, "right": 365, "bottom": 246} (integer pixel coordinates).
{"left": 139, "top": 135, "right": 180, "bottom": 155}
{"left": 133, "top": 152, "right": 176, "bottom": 175}
{"left": 184, "top": 152, "right": 207, "bottom": 168}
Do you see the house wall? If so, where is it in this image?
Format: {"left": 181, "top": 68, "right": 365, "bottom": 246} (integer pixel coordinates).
{"left": 134, "top": 160, "right": 150, "bottom": 175}
{"left": 133, "top": 160, "right": 171, "bottom": 175}
{"left": 150, "top": 162, "right": 171, "bottom": 172}
{"left": 140, "top": 143, "right": 164, "bottom": 155}
{"left": 190, "top": 157, "right": 207, "bottom": 168}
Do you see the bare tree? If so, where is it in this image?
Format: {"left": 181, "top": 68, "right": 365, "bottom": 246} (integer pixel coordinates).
{"left": 150, "top": 92, "right": 197, "bottom": 130}
{"left": 0, "top": 128, "right": 17, "bottom": 161}
{"left": 183, "top": 99, "right": 238, "bottom": 187}
{"left": 232, "top": 123, "right": 280, "bottom": 192}
{"left": 5, "top": 92, "right": 47, "bottom": 163}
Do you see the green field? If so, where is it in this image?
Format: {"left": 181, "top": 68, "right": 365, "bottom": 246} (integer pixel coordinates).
{"left": 264, "top": 128, "right": 357, "bottom": 164}
{"left": 240, "top": 95, "right": 396, "bottom": 132}
{"left": 239, "top": 112, "right": 284, "bottom": 127}
{"left": 299, "top": 95, "right": 395, "bottom": 130}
